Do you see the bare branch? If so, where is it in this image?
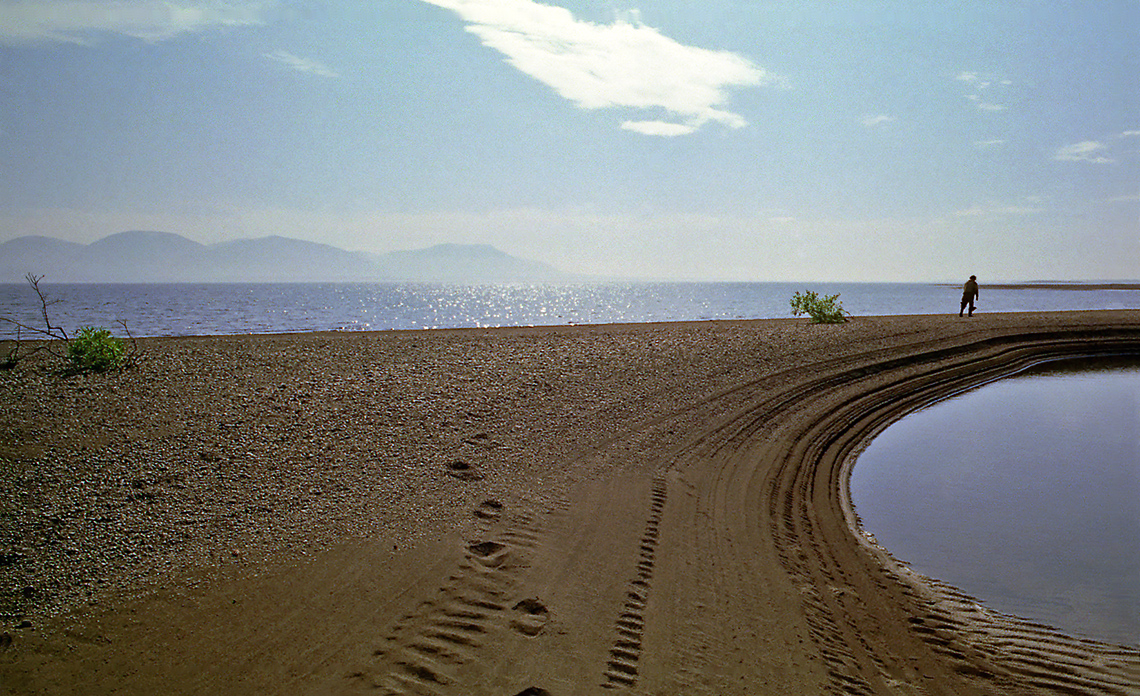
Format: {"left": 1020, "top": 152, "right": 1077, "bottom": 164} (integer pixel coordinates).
{"left": 0, "top": 273, "right": 74, "bottom": 365}
{"left": 25, "top": 273, "right": 68, "bottom": 341}
{"left": 0, "top": 321, "right": 60, "bottom": 367}
{"left": 115, "top": 317, "right": 141, "bottom": 367}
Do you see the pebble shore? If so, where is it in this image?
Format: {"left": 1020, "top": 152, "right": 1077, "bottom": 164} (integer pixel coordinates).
{"left": 3, "top": 312, "right": 1138, "bottom": 695}
{"left": 2, "top": 320, "right": 857, "bottom": 629}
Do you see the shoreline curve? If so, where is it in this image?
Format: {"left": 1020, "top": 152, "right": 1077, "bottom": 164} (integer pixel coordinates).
{"left": 777, "top": 323, "right": 1140, "bottom": 694}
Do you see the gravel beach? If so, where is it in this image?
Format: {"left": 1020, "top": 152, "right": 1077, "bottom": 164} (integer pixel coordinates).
{"left": 2, "top": 311, "right": 1139, "bottom": 695}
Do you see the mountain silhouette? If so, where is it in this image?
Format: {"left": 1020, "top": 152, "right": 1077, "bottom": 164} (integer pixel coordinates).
{"left": 85, "top": 231, "right": 210, "bottom": 281}
{"left": 0, "top": 233, "right": 573, "bottom": 284}
{"left": 377, "top": 243, "right": 565, "bottom": 283}
{"left": 208, "top": 236, "right": 379, "bottom": 282}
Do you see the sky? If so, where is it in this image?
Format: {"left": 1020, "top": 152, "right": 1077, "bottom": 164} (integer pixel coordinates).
{"left": 0, "top": 0, "right": 1137, "bottom": 282}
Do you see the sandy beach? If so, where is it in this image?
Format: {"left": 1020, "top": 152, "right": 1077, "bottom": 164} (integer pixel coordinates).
{"left": 2, "top": 310, "right": 1139, "bottom": 695}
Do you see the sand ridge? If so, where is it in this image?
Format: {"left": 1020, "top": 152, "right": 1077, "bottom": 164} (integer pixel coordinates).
{"left": 1, "top": 310, "right": 1139, "bottom": 694}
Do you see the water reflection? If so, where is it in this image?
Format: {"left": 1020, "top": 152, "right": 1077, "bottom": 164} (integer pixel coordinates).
{"left": 2, "top": 281, "right": 1138, "bottom": 337}
{"left": 850, "top": 356, "right": 1140, "bottom": 645}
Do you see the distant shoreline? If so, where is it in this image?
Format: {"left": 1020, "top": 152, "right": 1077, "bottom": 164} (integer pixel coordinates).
{"left": 944, "top": 282, "right": 1140, "bottom": 291}
{"left": 3, "top": 281, "right": 1138, "bottom": 340}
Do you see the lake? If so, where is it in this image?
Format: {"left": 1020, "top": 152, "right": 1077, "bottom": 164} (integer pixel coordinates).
{"left": 850, "top": 357, "right": 1140, "bottom": 646}
{"left": 1, "top": 281, "right": 1137, "bottom": 338}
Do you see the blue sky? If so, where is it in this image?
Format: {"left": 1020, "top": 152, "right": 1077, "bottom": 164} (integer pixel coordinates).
{"left": 0, "top": 0, "right": 1136, "bottom": 281}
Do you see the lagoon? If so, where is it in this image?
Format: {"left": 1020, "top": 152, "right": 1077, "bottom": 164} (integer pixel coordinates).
{"left": 850, "top": 357, "right": 1140, "bottom": 645}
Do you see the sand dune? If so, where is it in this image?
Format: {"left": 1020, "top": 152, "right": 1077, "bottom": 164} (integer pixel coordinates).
{"left": 2, "top": 311, "right": 1138, "bottom": 694}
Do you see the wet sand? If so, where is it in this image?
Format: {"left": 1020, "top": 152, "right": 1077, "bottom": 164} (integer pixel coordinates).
{"left": 2, "top": 310, "right": 1139, "bottom": 695}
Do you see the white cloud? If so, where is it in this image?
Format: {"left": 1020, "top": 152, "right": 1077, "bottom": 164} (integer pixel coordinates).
{"left": 965, "top": 94, "right": 1006, "bottom": 112}
{"left": 263, "top": 50, "right": 338, "bottom": 78}
{"left": 620, "top": 120, "right": 695, "bottom": 137}
{"left": 957, "top": 70, "right": 1008, "bottom": 89}
{"left": 953, "top": 201, "right": 1043, "bottom": 217}
{"left": 974, "top": 139, "right": 1006, "bottom": 148}
{"left": 419, "top": 0, "right": 773, "bottom": 135}
{"left": 1119, "top": 130, "right": 1140, "bottom": 137}
{"left": 1054, "top": 141, "right": 1114, "bottom": 164}
{"left": 957, "top": 70, "right": 1010, "bottom": 112}
{"left": 862, "top": 114, "right": 894, "bottom": 127}
{"left": 0, "top": 0, "right": 272, "bottom": 45}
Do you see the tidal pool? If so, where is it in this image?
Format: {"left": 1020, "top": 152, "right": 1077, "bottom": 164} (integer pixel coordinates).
{"left": 850, "top": 356, "right": 1140, "bottom": 645}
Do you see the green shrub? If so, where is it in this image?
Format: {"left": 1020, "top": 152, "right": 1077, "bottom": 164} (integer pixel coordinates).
{"left": 67, "top": 326, "right": 127, "bottom": 372}
{"left": 790, "top": 290, "right": 849, "bottom": 324}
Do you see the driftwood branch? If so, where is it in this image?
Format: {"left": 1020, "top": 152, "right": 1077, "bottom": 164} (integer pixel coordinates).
{"left": 0, "top": 274, "right": 71, "bottom": 366}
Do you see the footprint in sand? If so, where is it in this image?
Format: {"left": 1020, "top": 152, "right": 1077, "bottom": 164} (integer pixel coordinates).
{"left": 446, "top": 459, "right": 484, "bottom": 481}
{"left": 514, "top": 688, "right": 552, "bottom": 696}
{"left": 467, "top": 540, "right": 509, "bottom": 568}
{"left": 510, "top": 598, "right": 549, "bottom": 636}
{"left": 474, "top": 499, "right": 503, "bottom": 520}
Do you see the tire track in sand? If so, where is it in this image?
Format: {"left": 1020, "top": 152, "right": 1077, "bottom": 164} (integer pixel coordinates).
{"left": 600, "top": 476, "right": 668, "bottom": 690}
{"left": 608, "top": 323, "right": 1140, "bottom": 694}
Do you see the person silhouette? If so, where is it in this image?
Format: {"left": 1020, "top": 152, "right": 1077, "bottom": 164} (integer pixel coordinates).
{"left": 960, "top": 275, "right": 979, "bottom": 316}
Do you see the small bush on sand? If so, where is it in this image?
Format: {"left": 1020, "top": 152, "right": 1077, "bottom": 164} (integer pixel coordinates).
{"left": 790, "top": 290, "right": 849, "bottom": 324}
{"left": 1, "top": 274, "right": 138, "bottom": 372}
{"left": 67, "top": 326, "right": 127, "bottom": 372}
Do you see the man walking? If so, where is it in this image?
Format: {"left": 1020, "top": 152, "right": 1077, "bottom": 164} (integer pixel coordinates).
{"left": 960, "top": 275, "right": 979, "bottom": 316}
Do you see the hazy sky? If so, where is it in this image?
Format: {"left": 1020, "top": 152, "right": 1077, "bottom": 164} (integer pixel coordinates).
{"left": 1, "top": 1, "right": 1136, "bottom": 281}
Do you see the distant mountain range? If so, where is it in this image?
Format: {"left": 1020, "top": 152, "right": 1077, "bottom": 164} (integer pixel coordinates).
{"left": 0, "top": 231, "right": 575, "bottom": 284}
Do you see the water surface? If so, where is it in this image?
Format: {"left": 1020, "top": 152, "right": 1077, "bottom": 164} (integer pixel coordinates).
{"left": 1, "top": 281, "right": 1136, "bottom": 338}
{"left": 851, "top": 357, "right": 1140, "bottom": 645}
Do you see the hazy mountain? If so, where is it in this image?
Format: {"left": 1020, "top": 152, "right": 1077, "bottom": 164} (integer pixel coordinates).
{"left": 0, "top": 236, "right": 85, "bottom": 280}
{"left": 83, "top": 231, "right": 211, "bottom": 282}
{"left": 0, "top": 232, "right": 573, "bottom": 284}
{"left": 375, "top": 243, "right": 568, "bottom": 283}
{"left": 207, "top": 236, "right": 380, "bottom": 282}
